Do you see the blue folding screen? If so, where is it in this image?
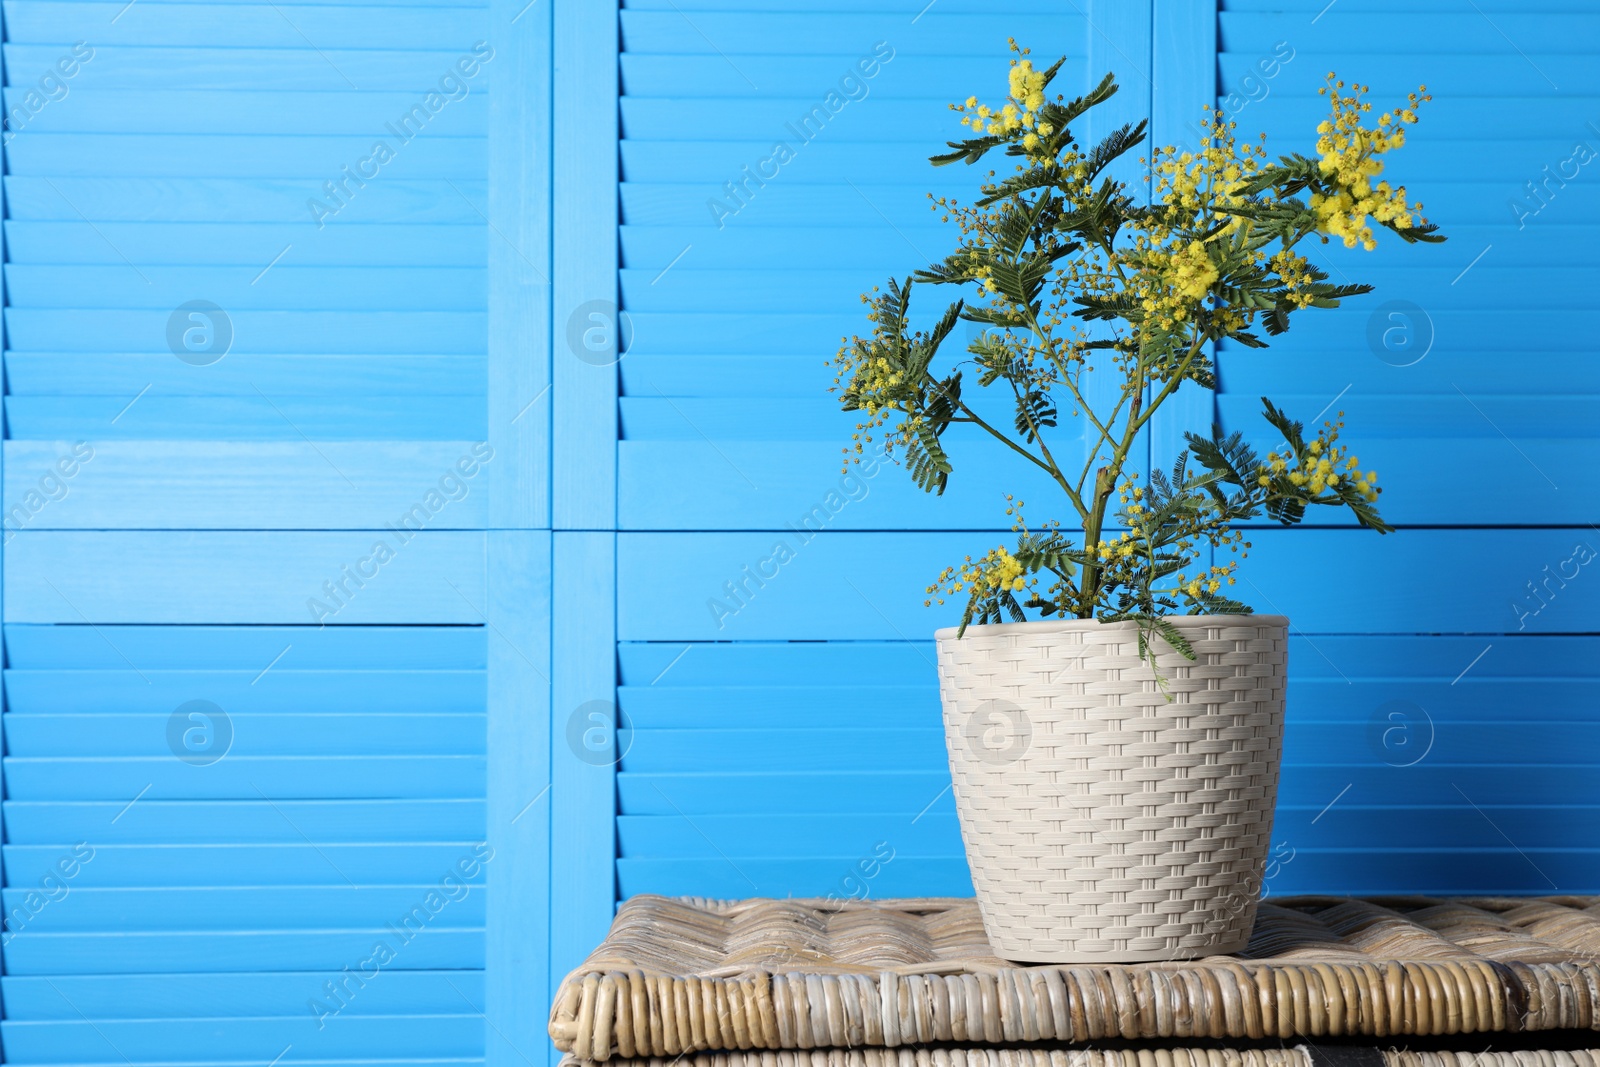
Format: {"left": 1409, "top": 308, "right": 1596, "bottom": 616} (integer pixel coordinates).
{"left": 0, "top": 0, "right": 553, "bottom": 1064}
{"left": 1209, "top": 0, "right": 1600, "bottom": 892}
{"left": 612, "top": 1, "right": 1099, "bottom": 902}
{"left": 609, "top": 0, "right": 1600, "bottom": 907}
{"left": 4, "top": 0, "right": 1599, "bottom": 1064}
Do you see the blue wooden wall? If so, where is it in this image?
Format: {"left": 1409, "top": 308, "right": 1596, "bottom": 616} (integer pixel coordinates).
{"left": 3, "top": 0, "right": 1597, "bottom": 1064}
{"left": 0, "top": 0, "right": 556, "bottom": 1062}
{"left": 611, "top": 0, "right": 1600, "bottom": 909}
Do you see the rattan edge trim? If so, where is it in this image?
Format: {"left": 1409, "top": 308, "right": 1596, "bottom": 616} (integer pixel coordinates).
{"left": 551, "top": 959, "right": 1600, "bottom": 1061}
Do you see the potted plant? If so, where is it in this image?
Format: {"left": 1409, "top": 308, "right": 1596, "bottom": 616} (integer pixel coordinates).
{"left": 832, "top": 48, "right": 1441, "bottom": 962}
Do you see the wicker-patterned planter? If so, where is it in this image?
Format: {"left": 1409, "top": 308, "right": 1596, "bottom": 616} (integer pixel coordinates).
{"left": 934, "top": 616, "right": 1289, "bottom": 962}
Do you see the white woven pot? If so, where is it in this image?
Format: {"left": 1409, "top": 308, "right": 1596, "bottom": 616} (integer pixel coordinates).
{"left": 934, "top": 615, "right": 1288, "bottom": 963}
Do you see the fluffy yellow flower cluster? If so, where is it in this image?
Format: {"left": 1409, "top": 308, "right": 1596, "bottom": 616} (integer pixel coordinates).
{"left": 1309, "top": 76, "right": 1429, "bottom": 250}
{"left": 832, "top": 286, "right": 934, "bottom": 465}
{"left": 1095, "top": 532, "right": 1138, "bottom": 562}
{"left": 1135, "top": 239, "right": 1220, "bottom": 330}
{"left": 926, "top": 545, "right": 1028, "bottom": 607}
{"left": 1133, "top": 122, "right": 1266, "bottom": 331}
{"left": 1154, "top": 129, "right": 1263, "bottom": 216}
{"left": 1269, "top": 249, "right": 1319, "bottom": 309}
{"left": 1168, "top": 240, "right": 1219, "bottom": 301}
{"left": 1173, "top": 562, "right": 1237, "bottom": 599}
{"left": 952, "top": 41, "right": 1053, "bottom": 154}
{"left": 1257, "top": 415, "right": 1379, "bottom": 502}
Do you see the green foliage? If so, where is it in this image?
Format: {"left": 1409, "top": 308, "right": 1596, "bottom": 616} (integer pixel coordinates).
{"left": 832, "top": 52, "right": 1442, "bottom": 660}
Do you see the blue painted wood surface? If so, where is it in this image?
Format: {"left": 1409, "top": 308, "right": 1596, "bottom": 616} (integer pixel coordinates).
{"left": 0, "top": 0, "right": 531, "bottom": 1059}
{"left": 606, "top": 0, "right": 1600, "bottom": 913}
{"left": 6, "top": 1, "right": 1597, "bottom": 1064}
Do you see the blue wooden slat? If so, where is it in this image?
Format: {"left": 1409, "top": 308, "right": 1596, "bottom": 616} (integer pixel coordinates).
{"left": 618, "top": 53, "right": 1085, "bottom": 97}
{"left": 3, "top": 624, "right": 486, "bottom": 668}
{"left": 621, "top": 729, "right": 946, "bottom": 773}
{"left": 1218, "top": 11, "right": 1600, "bottom": 52}
{"left": 621, "top": 98, "right": 1001, "bottom": 142}
{"left": 618, "top": 766, "right": 1600, "bottom": 815}
{"left": 6, "top": 356, "right": 486, "bottom": 396}
{"left": 4, "top": 221, "right": 485, "bottom": 266}
{"left": 1222, "top": 93, "right": 1600, "bottom": 140}
{"left": 482, "top": 527, "right": 551, "bottom": 1067}
{"left": 616, "top": 849, "right": 1600, "bottom": 899}
{"left": 4, "top": 442, "right": 498, "bottom": 529}
{"left": 620, "top": 183, "right": 1005, "bottom": 228}
{"left": 615, "top": 722, "right": 1600, "bottom": 774}
{"left": 618, "top": 440, "right": 1075, "bottom": 531}
{"left": 7, "top": 135, "right": 486, "bottom": 179}
{"left": 3, "top": 45, "right": 492, "bottom": 90}
{"left": 621, "top": 226, "right": 1600, "bottom": 272}
{"left": 5, "top": 930, "right": 485, "bottom": 975}
{"left": 5, "top": 177, "right": 486, "bottom": 222}
{"left": 6, "top": 311, "right": 486, "bottom": 354}
{"left": 4, "top": 885, "right": 485, "bottom": 930}
{"left": 0, "top": 1013, "right": 485, "bottom": 1059}
{"left": 483, "top": 11, "right": 549, "bottom": 531}
{"left": 4, "top": 669, "right": 484, "bottom": 712}
{"left": 622, "top": 437, "right": 1594, "bottom": 528}
{"left": 619, "top": 353, "right": 832, "bottom": 397}
{"left": 6, "top": 2, "right": 488, "bottom": 47}
{"left": 6, "top": 266, "right": 487, "bottom": 310}
{"left": 617, "top": 530, "right": 1600, "bottom": 640}
{"left": 4, "top": 799, "right": 485, "bottom": 843}
{"left": 620, "top": 397, "right": 882, "bottom": 439}
{"left": 5, "top": 713, "right": 486, "bottom": 756}
{"left": 618, "top": 814, "right": 960, "bottom": 857}
{"left": 3, "top": 842, "right": 490, "bottom": 884}
{"left": 1219, "top": 348, "right": 1600, "bottom": 396}
{"left": 616, "top": 269, "right": 965, "bottom": 314}
{"left": 617, "top": 681, "right": 1600, "bottom": 741}
{"left": 5, "top": 91, "right": 490, "bottom": 136}
{"left": 616, "top": 640, "right": 938, "bottom": 686}
{"left": 2, "top": 970, "right": 487, "bottom": 1018}
{"left": 616, "top": 857, "right": 972, "bottom": 899}
{"left": 4, "top": 756, "right": 485, "bottom": 799}
{"left": 7, "top": 397, "right": 485, "bottom": 440}
{"left": 552, "top": 0, "right": 618, "bottom": 530}
{"left": 619, "top": 635, "right": 1600, "bottom": 683}
{"left": 619, "top": 807, "right": 1600, "bottom": 858}
{"left": 5, "top": 531, "right": 487, "bottom": 623}
{"left": 618, "top": 142, "right": 1051, "bottom": 184}
{"left": 619, "top": 225, "right": 950, "bottom": 272}
{"left": 1220, "top": 394, "right": 1600, "bottom": 437}
{"left": 548, "top": 530, "right": 616, "bottom": 1049}
{"left": 619, "top": 12, "right": 1081, "bottom": 54}
{"left": 619, "top": 686, "right": 941, "bottom": 727}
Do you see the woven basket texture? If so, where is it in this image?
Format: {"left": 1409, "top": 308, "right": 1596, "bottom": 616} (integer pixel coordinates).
{"left": 550, "top": 895, "right": 1600, "bottom": 1062}
{"left": 934, "top": 617, "right": 1289, "bottom": 962}
{"left": 559, "top": 1049, "right": 1600, "bottom": 1067}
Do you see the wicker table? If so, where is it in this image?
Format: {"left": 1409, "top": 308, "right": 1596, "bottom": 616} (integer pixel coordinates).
{"left": 550, "top": 895, "right": 1600, "bottom": 1067}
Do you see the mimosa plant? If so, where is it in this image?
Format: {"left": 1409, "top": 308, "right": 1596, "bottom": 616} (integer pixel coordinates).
{"left": 832, "top": 47, "right": 1442, "bottom": 655}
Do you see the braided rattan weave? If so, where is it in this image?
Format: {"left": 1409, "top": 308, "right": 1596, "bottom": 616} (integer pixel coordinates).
{"left": 550, "top": 895, "right": 1600, "bottom": 1062}
{"left": 559, "top": 1050, "right": 1600, "bottom": 1067}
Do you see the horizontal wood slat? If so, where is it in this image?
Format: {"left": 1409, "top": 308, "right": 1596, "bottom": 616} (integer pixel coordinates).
{"left": 5, "top": 532, "right": 488, "bottom": 623}
{"left": 7, "top": 2, "right": 488, "bottom": 47}
{"left": 1, "top": 970, "right": 486, "bottom": 1018}
{"left": 616, "top": 529, "right": 1600, "bottom": 639}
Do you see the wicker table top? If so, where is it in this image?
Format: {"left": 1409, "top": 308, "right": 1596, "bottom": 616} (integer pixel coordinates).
{"left": 550, "top": 895, "right": 1600, "bottom": 1062}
